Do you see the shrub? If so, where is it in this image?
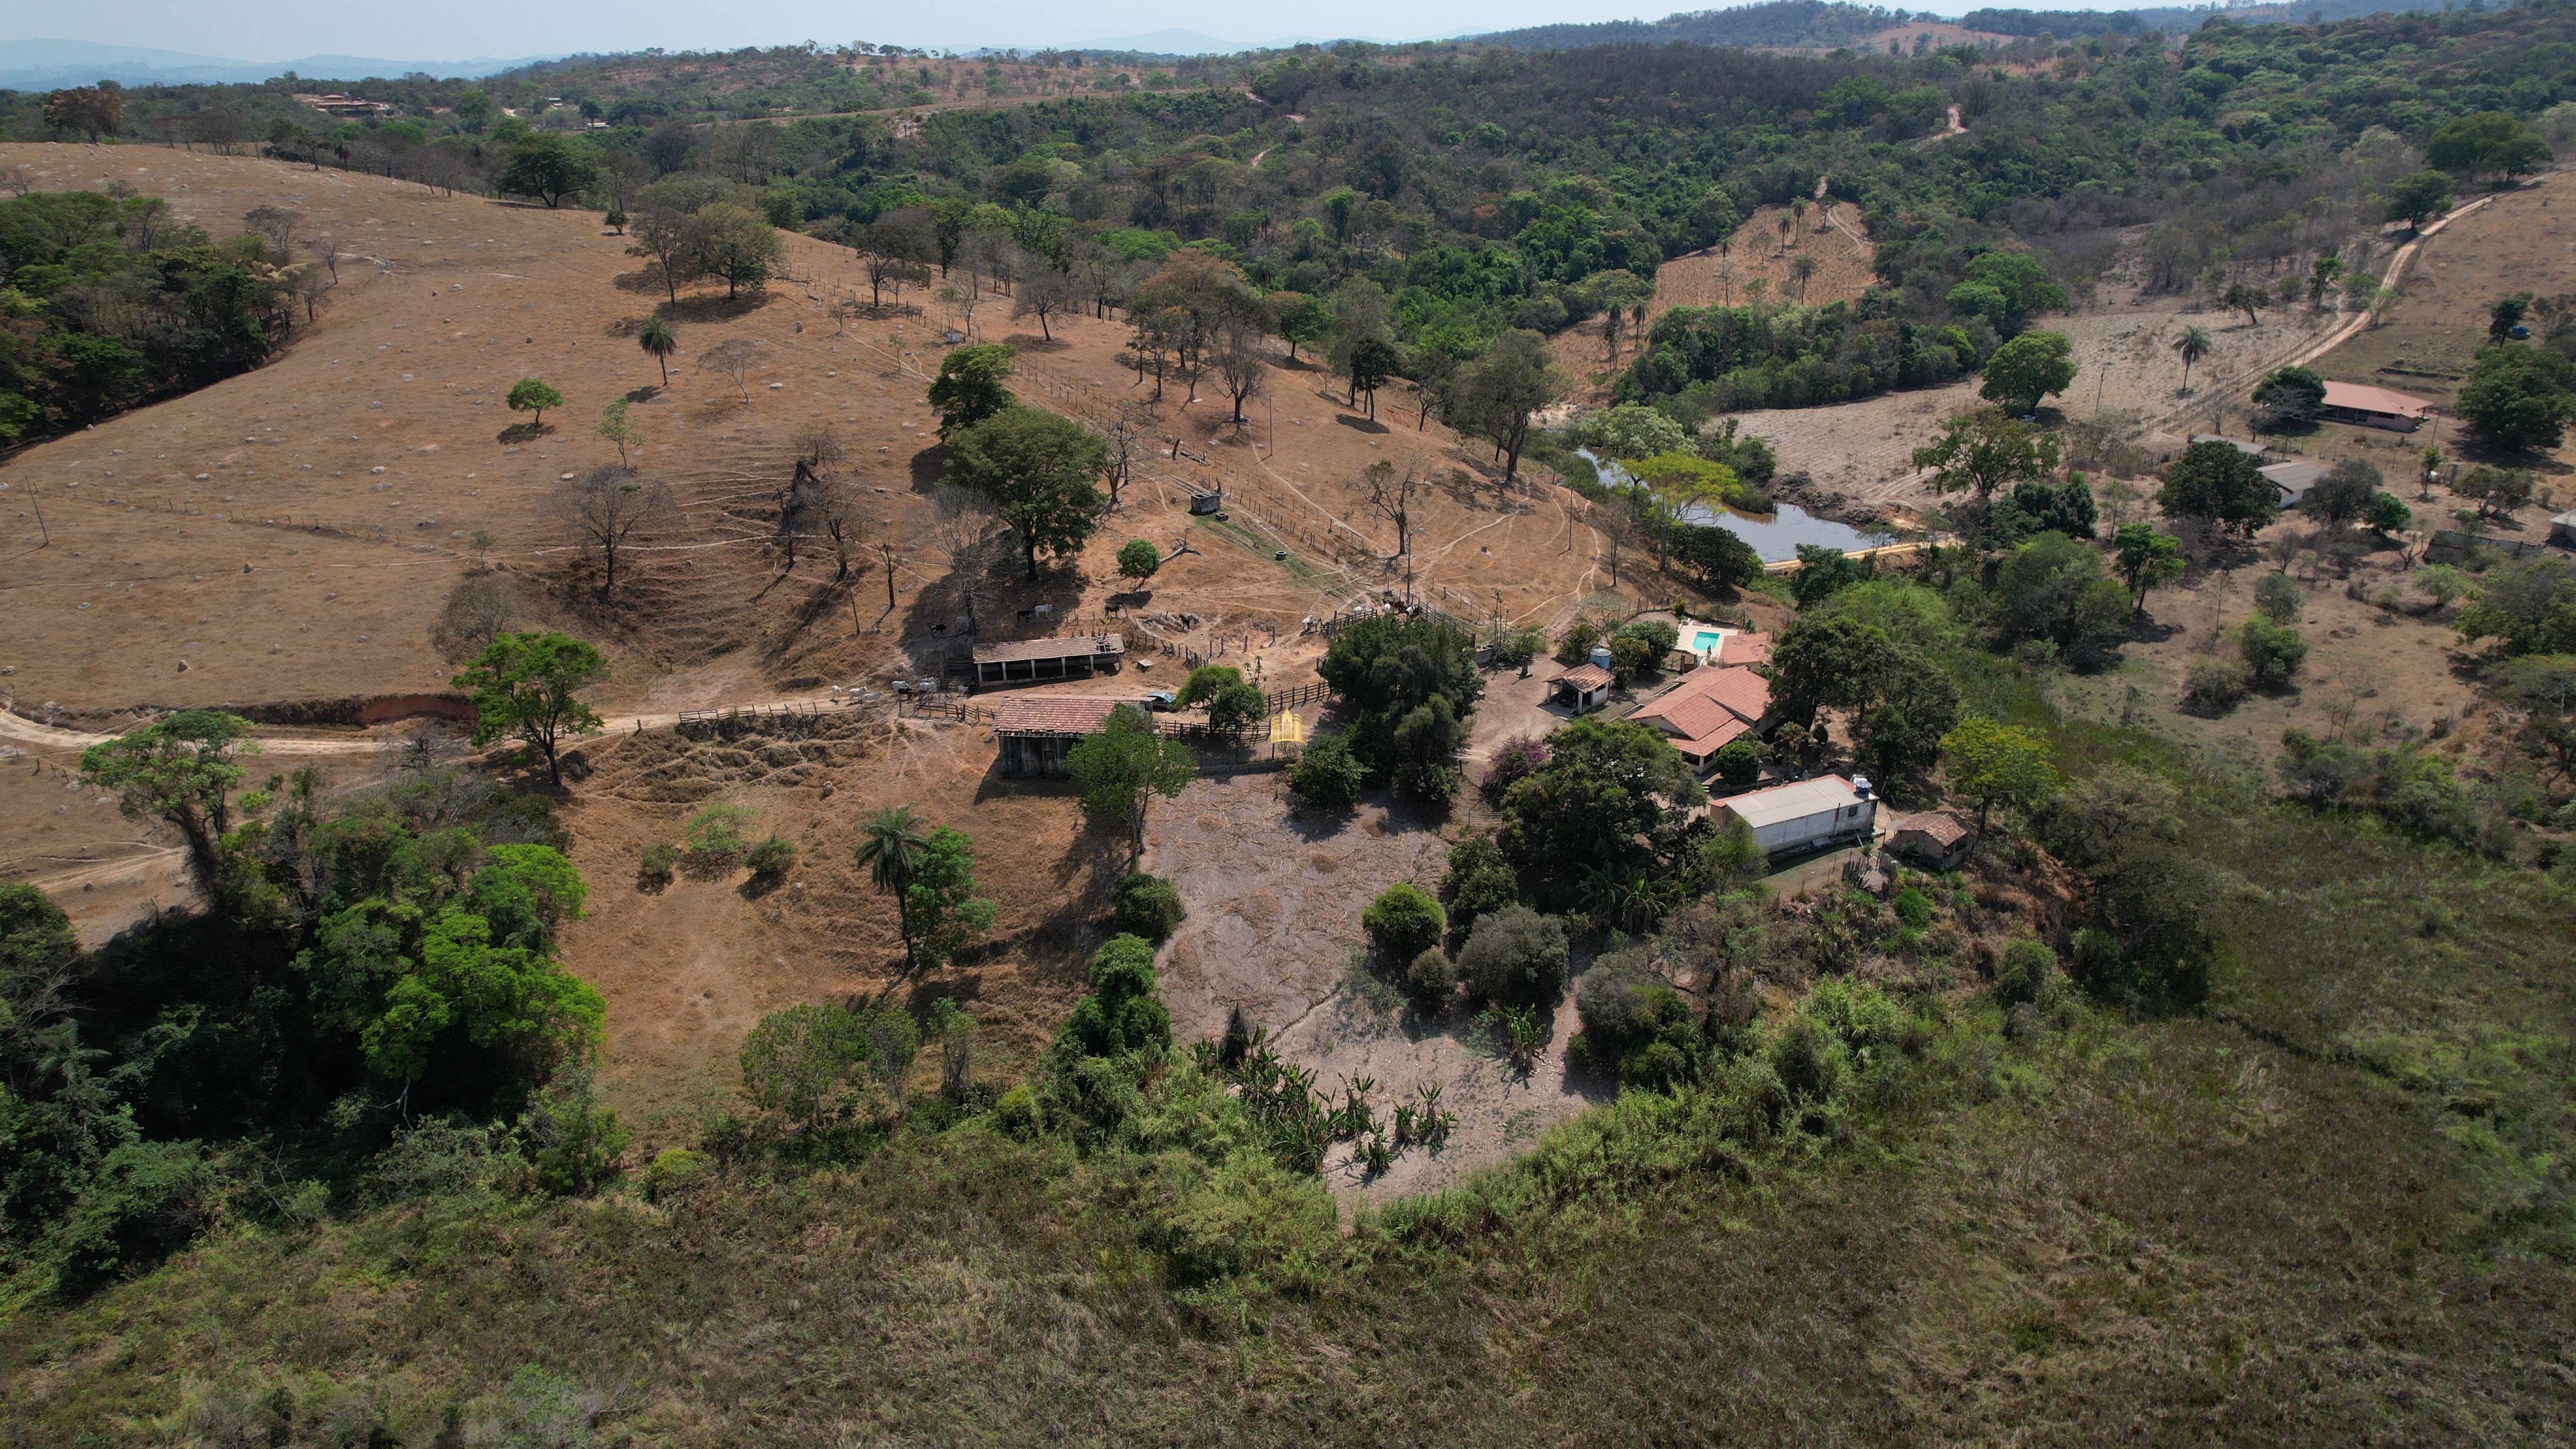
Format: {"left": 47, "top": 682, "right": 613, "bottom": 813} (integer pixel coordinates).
{"left": 1053, "top": 934, "right": 1172, "bottom": 1060}
{"left": 2237, "top": 617, "right": 2309, "bottom": 688}
{"left": 1288, "top": 731, "right": 1366, "bottom": 809}
{"left": 744, "top": 834, "right": 797, "bottom": 879}
{"left": 685, "top": 801, "right": 756, "bottom": 862}
{"left": 1114, "top": 872, "right": 1187, "bottom": 942}
{"left": 1403, "top": 947, "right": 1457, "bottom": 1013}
{"left": 1479, "top": 735, "right": 1549, "bottom": 805}
{"left": 2182, "top": 655, "right": 2253, "bottom": 714}
{"left": 1613, "top": 618, "right": 1680, "bottom": 659}
{"left": 1361, "top": 883, "right": 1445, "bottom": 960}
{"left": 1554, "top": 617, "right": 1602, "bottom": 664}
{"left": 1441, "top": 829, "right": 1519, "bottom": 941}
{"left": 1608, "top": 634, "right": 1653, "bottom": 684}
{"left": 2071, "top": 854, "right": 2216, "bottom": 1013}
{"left": 1996, "top": 937, "right": 2058, "bottom": 1005}
{"left": 1458, "top": 904, "right": 1570, "bottom": 1007}
{"left": 1713, "top": 737, "right": 1764, "bottom": 789}
{"left": 1622, "top": 1039, "right": 1692, "bottom": 1092}
{"left": 1574, "top": 964, "right": 1696, "bottom": 1082}
{"left": 637, "top": 842, "right": 679, "bottom": 890}
{"left": 642, "top": 1147, "right": 711, "bottom": 1202}
{"left": 1892, "top": 886, "right": 1933, "bottom": 929}
{"left": 48, "top": 1140, "right": 219, "bottom": 1291}
{"left": 2253, "top": 571, "right": 2302, "bottom": 626}
{"left": 1493, "top": 628, "right": 1544, "bottom": 668}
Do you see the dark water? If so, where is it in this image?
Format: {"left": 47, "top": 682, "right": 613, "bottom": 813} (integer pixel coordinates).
{"left": 1586, "top": 452, "right": 1892, "bottom": 563}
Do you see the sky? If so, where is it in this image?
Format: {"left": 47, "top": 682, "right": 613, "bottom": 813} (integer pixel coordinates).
{"left": 0, "top": 0, "right": 2150, "bottom": 65}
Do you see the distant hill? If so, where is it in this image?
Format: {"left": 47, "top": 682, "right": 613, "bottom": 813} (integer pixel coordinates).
{"left": 1474, "top": 2, "right": 1917, "bottom": 51}
{"left": 1473, "top": 0, "right": 2454, "bottom": 51}
{"left": 0, "top": 38, "right": 548, "bottom": 91}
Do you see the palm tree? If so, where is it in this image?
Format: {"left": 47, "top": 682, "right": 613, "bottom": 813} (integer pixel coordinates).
{"left": 1789, "top": 253, "right": 1818, "bottom": 304}
{"left": 853, "top": 804, "right": 931, "bottom": 966}
{"left": 637, "top": 315, "right": 678, "bottom": 387}
{"left": 2173, "top": 325, "right": 2212, "bottom": 394}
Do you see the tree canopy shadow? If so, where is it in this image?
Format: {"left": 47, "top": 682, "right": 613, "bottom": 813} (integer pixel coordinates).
{"left": 496, "top": 421, "right": 552, "bottom": 445}
{"left": 1335, "top": 413, "right": 1391, "bottom": 435}
{"left": 663, "top": 291, "right": 773, "bottom": 323}
{"left": 909, "top": 444, "right": 949, "bottom": 491}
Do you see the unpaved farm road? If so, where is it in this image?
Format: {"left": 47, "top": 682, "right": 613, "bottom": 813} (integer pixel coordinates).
{"left": 0, "top": 694, "right": 867, "bottom": 759}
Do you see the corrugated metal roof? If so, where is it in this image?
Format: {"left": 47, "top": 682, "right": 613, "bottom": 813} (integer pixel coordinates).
{"left": 1722, "top": 775, "right": 1866, "bottom": 828}
{"left": 990, "top": 696, "right": 1147, "bottom": 735}
{"left": 973, "top": 634, "right": 1125, "bottom": 665}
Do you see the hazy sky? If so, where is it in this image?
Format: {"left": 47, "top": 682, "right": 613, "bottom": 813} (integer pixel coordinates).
{"left": 7, "top": 0, "right": 2142, "bottom": 63}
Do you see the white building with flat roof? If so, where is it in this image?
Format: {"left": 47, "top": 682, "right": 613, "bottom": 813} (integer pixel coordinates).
{"left": 1716, "top": 774, "right": 1878, "bottom": 857}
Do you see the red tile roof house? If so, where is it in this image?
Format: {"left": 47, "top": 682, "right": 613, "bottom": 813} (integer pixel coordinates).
{"left": 1625, "top": 665, "right": 1771, "bottom": 774}
{"left": 2319, "top": 380, "right": 2433, "bottom": 433}
{"left": 1715, "top": 631, "right": 1771, "bottom": 667}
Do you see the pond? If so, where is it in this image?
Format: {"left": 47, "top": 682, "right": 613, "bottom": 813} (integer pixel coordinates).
{"left": 1584, "top": 452, "right": 1893, "bottom": 564}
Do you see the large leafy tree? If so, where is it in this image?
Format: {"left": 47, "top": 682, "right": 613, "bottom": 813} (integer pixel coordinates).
{"left": 452, "top": 632, "right": 608, "bottom": 788}
{"left": 2456, "top": 344, "right": 2576, "bottom": 452}
{"left": 79, "top": 711, "right": 256, "bottom": 907}
{"left": 2384, "top": 170, "right": 2454, "bottom": 231}
{"left": 1765, "top": 612, "right": 1904, "bottom": 731}
{"left": 1991, "top": 531, "right": 2134, "bottom": 664}
{"left": 943, "top": 405, "right": 1110, "bottom": 579}
{"left": 1978, "top": 331, "right": 2076, "bottom": 413}
{"left": 1911, "top": 408, "right": 2060, "bottom": 502}
{"left": 2425, "top": 111, "right": 2553, "bottom": 186}
{"left": 1940, "top": 716, "right": 2058, "bottom": 833}
{"left": 1068, "top": 705, "right": 1195, "bottom": 861}
{"left": 1318, "top": 613, "right": 1484, "bottom": 786}
{"left": 2112, "top": 523, "right": 2185, "bottom": 618}
{"left": 1497, "top": 717, "right": 1705, "bottom": 880}
{"left": 927, "top": 344, "right": 1017, "bottom": 437}
{"left": 901, "top": 827, "right": 997, "bottom": 971}
{"left": 2157, "top": 439, "right": 2278, "bottom": 538}
{"left": 497, "top": 136, "right": 597, "bottom": 208}
{"left": 1457, "top": 328, "right": 1569, "bottom": 485}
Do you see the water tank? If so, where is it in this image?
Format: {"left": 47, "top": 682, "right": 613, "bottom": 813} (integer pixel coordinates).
{"left": 1852, "top": 775, "right": 1874, "bottom": 799}
{"left": 1590, "top": 645, "right": 1613, "bottom": 671}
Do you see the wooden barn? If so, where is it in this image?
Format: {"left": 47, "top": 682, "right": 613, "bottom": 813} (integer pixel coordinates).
{"left": 992, "top": 696, "right": 1151, "bottom": 778}
{"left": 971, "top": 634, "right": 1126, "bottom": 688}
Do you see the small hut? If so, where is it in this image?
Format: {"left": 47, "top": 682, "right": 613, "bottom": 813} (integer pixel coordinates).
{"left": 970, "top": 634, "right": 1125, "bottom": 688}
{"left": 1888, "top": 811, "right": 1971, "bottom": 870}
{"left": 1551, "top": 664, "right": 1614, "bottom": 713}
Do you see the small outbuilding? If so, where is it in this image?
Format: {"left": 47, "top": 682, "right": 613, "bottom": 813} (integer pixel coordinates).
{"left": 1716, "top": 774, "right": 1879, "bottom": 858}
{"left": 2550, "top": 508, "right": 2576, "bottom": 549}
{"left": 2260, "top": 459, "right": 2330, "bottom": 509}
{"left": 992, "top": 696, "right": 1151, "bottom": 778}
{"left": 1551, "top": 663, "right": 1615, "bottom": 713}
{"left": 2319, "top": 380, "right": 2432, "bottom": 433}
{"left": 971, "top": 633, "right": 1125, "bottom": 688}
{"left": 1887, "top": 811, "right": 1972, "bottom": 870}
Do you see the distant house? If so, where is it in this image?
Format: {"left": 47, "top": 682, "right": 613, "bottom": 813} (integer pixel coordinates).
{"left": 2319, "top": 381, "right": 2432, "bottom": 433}
{"left": 2260, "top": 459, "right": 2330, "bottom": 508}
{"left": 970, "top": 634, "right": 1124, "bottom": 688}
{"left": 2189, "top": 434, "right": 2272, "bottom": 460}
{"left": 293, "top": 92, "right": 394, "bottom": 118}
{"left": 1626, "top": 665, "right": 1771, "bottom": 773}
{"left": 992, "top": 696, "right": 1150, "bottom": 777}
{"left": 1551, "top": 663, "right": 1614, "bottom": 713}
{"left": 1717, "top": 775, "right": 1879, "bottom": 857}
{"left": 1888, "top": 811, "right": 1971, "bottom": 870}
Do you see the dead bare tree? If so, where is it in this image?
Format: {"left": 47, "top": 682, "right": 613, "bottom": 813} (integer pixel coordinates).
{"left": 702, "top": 337, "right": 761, "bottom": 402}
{"left": 927, "top": 483, "right": 1006, "bottom": 632}
{"left": 1011, "top": 266, "right": 1082, "bottom": 342}
{"left": 242, "top": 205, "right": 301, "bottom": 255}
{"left": 1102, "top": 400, "right": 1150, "bottom": 509}
{"left": 544, "top": 465, "right": 673, "bottom": 599}
{"left": 780, "top": 425, "right": 862, "bottom": 578}
{"left": 1361, "top": 458, "right": 1429, "bottom": 568}
{"left": 1210, "top": 317, "right": 1268, "bottom": 427}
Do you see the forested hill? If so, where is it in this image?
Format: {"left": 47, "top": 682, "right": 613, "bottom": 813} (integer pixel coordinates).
{"left": 1473, "top": 1, "right": 1918, "bottom": 52}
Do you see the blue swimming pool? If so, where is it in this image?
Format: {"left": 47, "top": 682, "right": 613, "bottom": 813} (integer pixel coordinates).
{"left": 1690, "top": 628, "right": 1727, "bottom": 654}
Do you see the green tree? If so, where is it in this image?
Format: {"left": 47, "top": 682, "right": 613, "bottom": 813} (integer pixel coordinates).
{"left": 1911, "top": 408, "right": 2060, "bottom": 502}
{"left": 927, "top": 343, "right": 1016, "bottom": 437}
{"left": 506, "top": 376, "right": 563, "bottom": 428}
{"left": 1068, "top": 704, "right": 1195, "bottom": 861}
{"left": 2384, "top": 170, "right": 2453, "bottom": 231}
{"left": 2254, "top": 570, "right": 2302, "bottom": 626}
{"left": 2250, "top": 364, "right": 2325, "bottom": 425}
{"left": 1362, "top": 883, "right": 1445, "bottom": 959}
{"left": 636, "top": 315, "right": 677, "bottom": 386}
{"left": 1992, "top": 531, "right": 2133, "bottom": 663}
{"left": 1569, "top": 402, "right": 1689, "bottom": 462}
{"left": 1053, "top": 934, "right": 1171, "bottom": 1060}
{"left": 1457, "top": 328, "right": 1569, "bottom": 485}
{"left": 2158, "top": 439, "right": 2279, "bottom": 538}
{"left": 2237, "top": 616, "right": 2309, "bottom": 687}
{"left": 2071, "top": 854, "right": 2216, "bottom": 1012}
{"left": 497, "top": 135, "right": 597, "bottom": 208}
{"left": 900, "top": 827, "right": 997, "bottom": 971}
{"left": 1179, "top": 664, "right": 1267, "bottom": 732}
{"left": 1113, "top": 873, "right": 1187, "bottom": 942}
{"left": 2425, "top": 111, "right": 2554, "bottom": 186}
{"left": 1671, "top": 522, "right": 1765, "bottom": 595}
{"left": 2172, "top": 325, "right": 2212, "bottom": 390}
{"left": 1713, "top": 736, "right": 1764, "bottom": 789}
{"left": 1497, "top": 718, "right": 1705, "bottom": 879}
{"left": 593, "top": 397, "right": 641, "bottom": 467}
{"left": 1343, "top": 334, "right": 1400, "bottom": 419}
{"left": 2456, "top": 344, "right": 2576, "bottom": 452}
{"left": 1767, "top": 612, "right": 1904, "bottom": 732}
{"left": 1288, "top": 731, "right": 1367, "bottom": 810}
{"left": 78, "top": 710, "right": 256, "bottom": 906}
{"left": 739, "top": 1003, "right": 859, "bottom": 1129}
{"left": 853, "top": 1001, "right": 923, "bottom": 1111}
{"left": 1940, "top": 715, "right": 2058, "bottom": 833}
{"left": 2112, "top": 523, "right": 2185, "bottom": 618}
{"left": 1389, "top": 693, "right": 1471, "bottom": 800}
{"left": 944, "top": 405, "right": 1110, "bottom": 579}
{"left": 1978, "top": 330, "right": 2076, "bottom": 413}
{"left": 1115, "top": 538, "right": 1161, "bottom": 585}
{"left": 451, "top": 631, "right": 608, "bottom": 788}
{"left": 1456, "top": 904, "right": 1570, "bottom": 1009}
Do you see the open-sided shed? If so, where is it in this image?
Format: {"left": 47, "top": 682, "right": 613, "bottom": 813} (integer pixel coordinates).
{"left": 971, "top": 634, "right": 1126, "bottom": 688}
